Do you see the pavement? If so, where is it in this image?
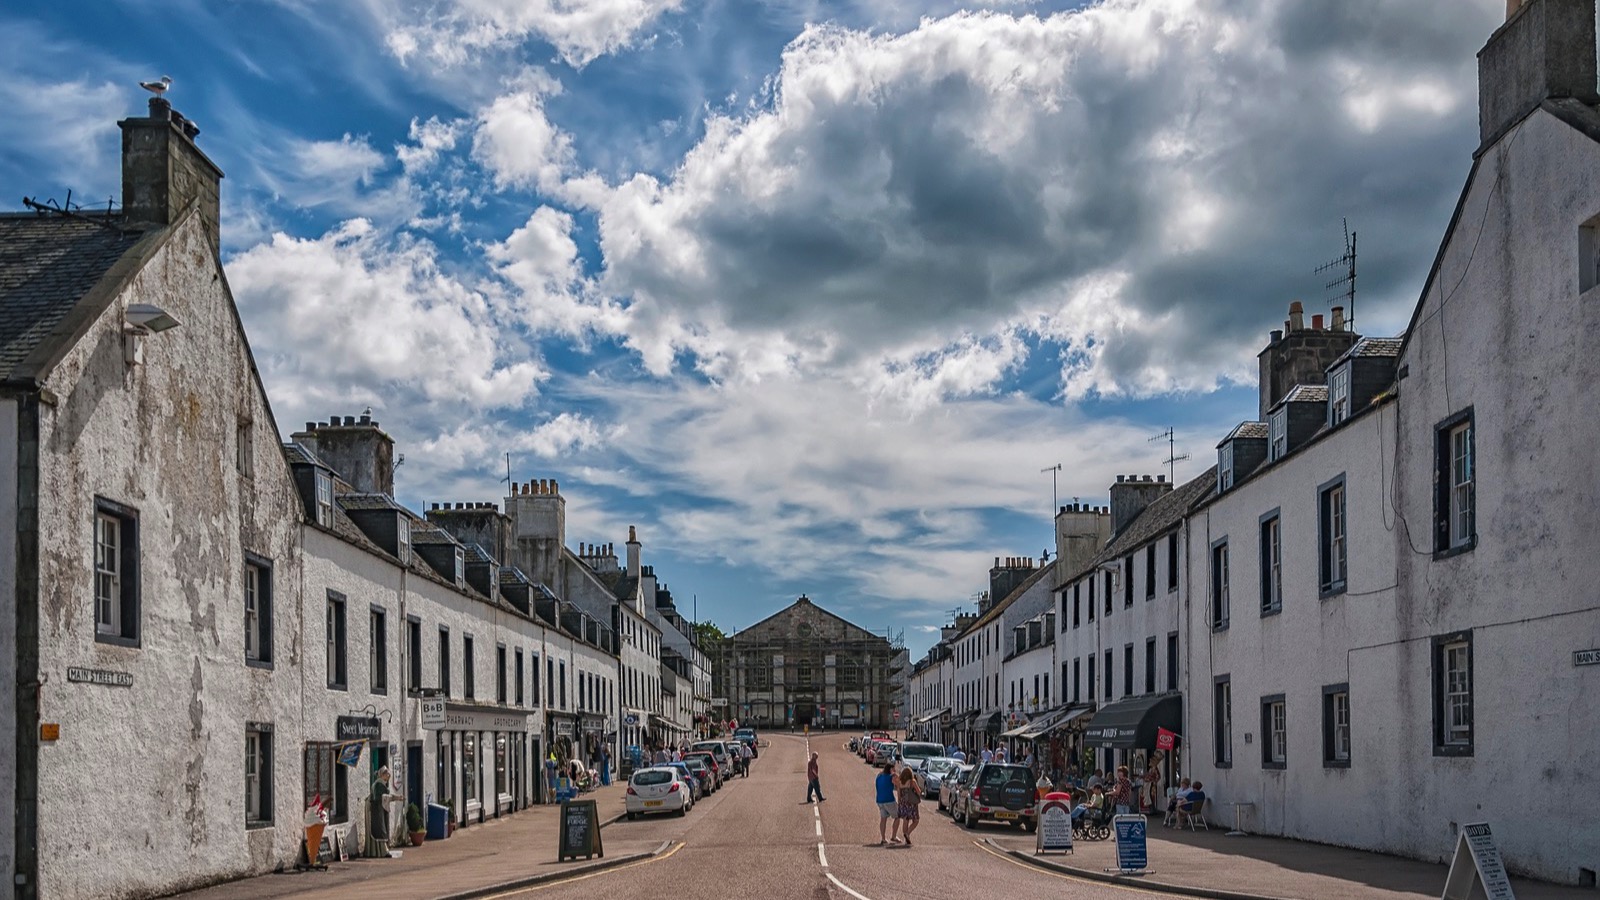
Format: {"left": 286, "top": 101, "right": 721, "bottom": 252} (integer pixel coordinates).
{"left": 165, "top": 737, "right": 1599, "bottom": 900}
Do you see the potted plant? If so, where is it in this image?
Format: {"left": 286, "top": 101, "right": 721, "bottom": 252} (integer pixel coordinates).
{"left": 405, "top": 804, "right": 425, "bottom": 847}
{"left": 445, "top": 798, "right": 456, "bottom": 836}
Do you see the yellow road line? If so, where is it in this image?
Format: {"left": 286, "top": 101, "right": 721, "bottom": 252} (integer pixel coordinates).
{"left": 476, "top": 841, "right": 686, "bottom": 897}
{"left": 970, "top": 839, "right": 1177, "bottom": 897}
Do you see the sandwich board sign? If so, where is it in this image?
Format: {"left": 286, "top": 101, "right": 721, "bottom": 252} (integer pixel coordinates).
{"left": 1112, "top": 814, "right": 1149, "bottom": 873}
{"left": 1442, "top": 822, "right": 1514, "bottom": 900}
{"left": 558, "top": 799, "right": 604, "bottom": 862}
{"left": 1035, "top": 798, "right": 1074, "bottom": 855}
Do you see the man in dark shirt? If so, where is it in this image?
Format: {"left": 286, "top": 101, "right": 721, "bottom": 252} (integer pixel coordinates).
{"left": 806, "top": 752, "right": 826, "bottom": 803}
{"left": 1179, "top": 781, "right": 1206, "bottom": 824}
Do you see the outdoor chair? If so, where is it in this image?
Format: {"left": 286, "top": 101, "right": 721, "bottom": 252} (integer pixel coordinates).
{"left": 1178, "top": 797, "right": 1211, "bottom": 831}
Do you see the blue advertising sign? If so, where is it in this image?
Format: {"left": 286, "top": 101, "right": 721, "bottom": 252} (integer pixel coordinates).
{"left": 1113, "top": 814, "right": 1149, "bottom": 871}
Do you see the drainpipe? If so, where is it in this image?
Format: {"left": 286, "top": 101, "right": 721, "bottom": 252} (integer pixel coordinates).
{"left": 12, "top": 389, "right": 43, "bottom": 900}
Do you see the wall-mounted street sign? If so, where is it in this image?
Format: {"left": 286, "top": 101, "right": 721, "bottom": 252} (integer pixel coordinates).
{"left": 1442, "top": 822, "right": 1515, "bottom": 900}
{"left": 1574, "top": 648, "right": 1600, "bottom": 667}
{"left": 623, "top": 712, "right": 640, "bottom": 727}
{"left": 67, "top": 666, "right": 133, "bottom": 687}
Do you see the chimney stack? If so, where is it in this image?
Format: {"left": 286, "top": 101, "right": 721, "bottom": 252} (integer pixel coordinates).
{"left": 1109, "top": 473, "right": 1173, "bottom": 537}
{"left": 290, "top": 415, "right": 395, "bottom": 495}
{"left": 119, "top": 97, "right": 223, "bottom": 253}
{"left": 1478, "top": 0, "right": 1598, "bottom": 146}
{"left": 1256, "top": 301, "right": 1360, "bottom": 419}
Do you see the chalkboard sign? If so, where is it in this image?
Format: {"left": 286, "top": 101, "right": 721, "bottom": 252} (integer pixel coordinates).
{"left": 558, "top": 799, "right": 604, "bottom": 861}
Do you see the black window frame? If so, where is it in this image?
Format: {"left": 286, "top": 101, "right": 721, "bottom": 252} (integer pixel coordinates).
{"left": 1087, "top": 655, "right": 1096, "bottom": 701}
{"left": 1103, "top": 650, "right": 1113, "bottom": 700}
{"left": 1087, "top": 579, "right": 1096, "bottom": 622}
{"left": 463, "top": 634, "right": 476, "bottom": 700}
{"left": 533, "top": 653, "right": 543, "bottom": 706}
{"left": 1322, "top": 682, "right": 1351, "bottom": 768}
{"left": 515, "top": 648, "right": 525, "bottom": 706}
{"left": 1259, "top": 509, "right": 1283, "bottom": 616}
{"left": 559, "top": 660, "right": 567, "bottom": 709}
{"left": 439, "top": 626, "right": 452, "bottom": 697}
{"left": 1431, "top": 630, "right": 1474, "bottom": 757}
{"left": 1210, "top": 536, "right": 1230, "bottom": 631}
{"left": 1167, "top": 533, "right": 1179, "bottom": 591}
{"left": 1122, "top": 644, "right": 1134, "bottom": 697}
{"left": 1144, "top": 637, "right": 1156, "bottom": 694}
{"left": 546, "top": 657, "right": 554, "bottom": 706}
{"left": 1073, "top": 583, "right": 1081, "bottom": 628}
{"left": 92, "top": 496, "right": 141, "bottom": 648}
{"left": 1260, "top": 693, "right": 1287, "bottom": 770}
{"left": 325, "top": 590, "right": 348, "bottom": 691}
{"left": 245, "top": 722, "right": 274, "bottom": 828}
{"left": 1212, "top": 675, "right": 1232, "bottom": 767}
{"left": 369, "top": 604, "right": 388, "bottom": 695}
{"left": 1124, "top": 556, "right": 1134, "bottom": 607}
{"left": 497, "top": 643, "right": 508, "bottom": 704}
{"left": 244, "top": 552, "right": 274, "bottom": 669}
{"left": 1318, "top": 474, "right": 1349, "bottom": 597}
{"left": 1433, "top": 408, "right": 1477, "bottom": 559}
{"left": 1103, "top": 571, "right": 1113, "bottom": 616}
{"left": 1145, "top": 543, "right": 1157, "bottom": 599}
{"left": 406, "top": 615, "right": 422, "bottom": 694}
{"left": 1073, "top": 658, "right": 1081, "bottom": 702}
{"left": 1165, "top": 632, "right": 1179, "bottom": 692}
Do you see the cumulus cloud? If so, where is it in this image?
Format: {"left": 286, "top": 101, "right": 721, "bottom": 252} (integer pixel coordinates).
{"left": 227, "top": 218, "right": 548, "bottom": 434}
{"left": 382, "top": 0, "right": 685, "bottom": 68}
{"left": 575, "top": 0, "right": 1497, "bottom": 397}
{"left": 471, "top": 74, "right": 573, "bottom": 192}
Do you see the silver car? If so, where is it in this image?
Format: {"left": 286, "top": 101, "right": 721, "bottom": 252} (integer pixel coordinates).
{"left": 940, "top": 763, "right": 975, "bottom": 814}
{"left": 917, "top": 756, "right": 959, "bottom": 799}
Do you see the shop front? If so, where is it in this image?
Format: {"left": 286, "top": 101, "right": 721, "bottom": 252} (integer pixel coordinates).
{"left": 425, "top": 702, "right": 535, "bottom": 827}
{"left": 1082, "top": 691, "right": 1183, "bottom": 810}
{"left": 1014, "top": 705, "right": 1092, "bottom": 782}
{"left": 580, "top": 715, "right": 606, "bottom": 777}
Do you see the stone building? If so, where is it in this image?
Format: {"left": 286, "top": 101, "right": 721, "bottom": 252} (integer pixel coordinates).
{"left": 714, "top": 595, "right": 904, "bottom": 729}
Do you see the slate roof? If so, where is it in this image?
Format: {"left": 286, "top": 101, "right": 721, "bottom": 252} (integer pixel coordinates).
{"left": 281, "top": 442, "right": 325, "bottom": 467}
{"left": 1219, "top": 421, "right": 1268, "bottom": 446}
{"left": 1283, "top": 384, "right": 1328, "bottom": 403}
{"left": 463, "top": 542, "right": 494, "bottom": 564}
{"left": 0, "top": 213, "right": 149, "bottom": 383}
{"left": 338, "top": 493, "right": 405, "bottom": 512}
{"left": 410, "top": 525, "right": 462, "bottom": 546}
{"left": 967, "top": 562, "right": 1055, "bottom": 632}
{"left": 1332, "top": 337, "right": 1403, "bottom": 366}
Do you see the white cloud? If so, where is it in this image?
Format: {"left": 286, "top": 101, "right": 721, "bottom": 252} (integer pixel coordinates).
{"left": 291, "top": 133, "right": 387, "bottom": 187}
{"left": 572, "top": 0, "right": 1495, "bottom": 398}
{"left": 471, "top": 75, "right": 573, "bottom": 193}
{"left": 397, "top": 116, "right": 467, "bottom": 174}
{"left": 381, "top": 0, "right": 685, "bottom": 68}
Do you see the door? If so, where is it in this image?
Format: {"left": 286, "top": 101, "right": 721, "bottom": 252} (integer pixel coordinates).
{"left": 406, "top": 742, "right": 423, "bottom": 807}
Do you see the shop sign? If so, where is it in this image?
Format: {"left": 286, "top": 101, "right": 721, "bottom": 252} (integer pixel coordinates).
{"left": 1035, "top": 799, "right": 1074, "bottom": 855}
{"left": 421, "top": 698, "right": 447, "bottom": 729}
{"left": 581, "top": 716, "right": 604, "bottom": 734}
{"left": 555, "top": 719, "right": 575, "bottom": 737}
{"left": 623, "top": 712, "right": 640, "bottom": 726}
{"left": 336, "top": 715, "right": 382, "bottom": 741}
{"left": 1443, "top": 822, "right": 1515, "bottom": 900}
{"left": 67, "top": 666, "right": 133, "bottom": 687}
{"left": 1574, "top": 648, "right": 1600, "bottom": 667}
{"left": 438, "top": 705, "right": 534, "bottom": 732}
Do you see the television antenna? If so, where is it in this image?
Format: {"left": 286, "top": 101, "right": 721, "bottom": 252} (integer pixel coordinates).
{"left": 1315, "top": 218, "right": 1357, "bottom": 332}
{"left": 1040, "top": 463, "right": 1062, "bottom": 515}
{"left": 1149, "top": 427, "right": 1189, "bottom": 483}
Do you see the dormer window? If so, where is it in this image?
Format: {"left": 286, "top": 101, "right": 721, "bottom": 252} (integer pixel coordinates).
{"left": 454, "top": 547, "right": 466, "bottom": 585}
{"left": 396, "top": 516, "right": 411, "bottom": 565}
{"left": 314, "top": 471, "right": 333, "bottom": 527}
{"left": 1329, "top": 366, "right": 1351, "bottom": 425}
{"left": 1217, "top": 442, "right": 1234, "bottom": 491}
{"left": 1268, "top": 409, "right": 1288, "bottom": 461}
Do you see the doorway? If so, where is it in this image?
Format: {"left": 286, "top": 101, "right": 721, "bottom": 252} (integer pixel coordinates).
{"left": 406, "top": 742, "right": 423, "bottom": 807}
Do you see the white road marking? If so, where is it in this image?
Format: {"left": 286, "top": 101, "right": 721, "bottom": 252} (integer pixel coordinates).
{"left": 814, "top": 807, "right": 820, "bottom": 819}
{"left": 826, "top": 872, "right": 873, "bottom": 900}
{"left": 815, "top": 819, "right": 823, "bottom": 837}
{"left": 817, "top": 842, "right": 829, "bottom": 867}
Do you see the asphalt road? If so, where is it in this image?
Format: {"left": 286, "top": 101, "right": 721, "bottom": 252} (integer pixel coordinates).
{"left": 495, "top": 733, "right": 1202, "bottom": 900}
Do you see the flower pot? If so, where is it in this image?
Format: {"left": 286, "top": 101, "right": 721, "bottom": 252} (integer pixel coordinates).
{"left": 410, "top": 831, "right": 426, "bottom": 847}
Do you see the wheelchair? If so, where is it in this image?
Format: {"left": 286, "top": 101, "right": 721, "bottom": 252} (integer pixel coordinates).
{"left": 1072, "top": 805, "right": 1113, "bottom": 841}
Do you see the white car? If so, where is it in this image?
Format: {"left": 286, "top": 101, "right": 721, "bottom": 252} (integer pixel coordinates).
{"left": 625, "top": 766, "right": 693, "bottom": 819}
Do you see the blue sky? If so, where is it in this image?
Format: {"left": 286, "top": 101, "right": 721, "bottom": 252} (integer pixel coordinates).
{"left": 1, "top": 0, "right": 1502, "bottom": 657}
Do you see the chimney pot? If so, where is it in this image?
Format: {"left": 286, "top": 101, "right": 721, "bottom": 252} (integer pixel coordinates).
{"left": 305, "top": 422, "right": 317, "bottom": 432}
{"left": 343, "top": 415, "right": 355, "bottom": 426}
{"left": 1312, "top": 313, "right": 1324, "bottom": 330}
{"left": 552, "top": 481, "right": 558, "bottom": 494}
{"left": 1270, "top": 329, "right": 1283, "bottom": 342}
{"left": 1116, "top": 475, "right": 1125, "bottom": 483}
{"left": 1288, "top": 301, "right": 1305, "bottom": 331}
{"left": 1158, "top": 474, "right": 1166, "bottom": 482}
{"left": 359, "top": 414, "right": 371, "bottom": 425}
{"left": 1331, "top": 306, "right": 1345, "bottom": 331}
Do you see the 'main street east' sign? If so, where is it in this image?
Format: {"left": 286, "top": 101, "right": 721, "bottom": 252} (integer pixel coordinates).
{"left": 67, "top": 667, "right": 134, "bottom": 687}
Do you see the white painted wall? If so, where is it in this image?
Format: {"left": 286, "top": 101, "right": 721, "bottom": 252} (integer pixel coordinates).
{"left": 1389, "top": 108, "right": 1600, "bottom": 883}
{"left": 1184, "top": 406, "right": 1393, "bottom": 846}
{"left": 0, "top": 397, "right": 17, "bottom": 892}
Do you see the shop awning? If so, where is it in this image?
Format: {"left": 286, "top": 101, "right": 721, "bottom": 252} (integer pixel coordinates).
{"left": 998, "top": 719, "right": 1032, "bottom": 739}
{"left": 983, "top": 710, "right": 1004, "bottom": 734}
{"left": 1082, "top": 692, "right": 1182, "bottom": 749}
{"left": 913, "top": 707, "right": 950, "bottom": 726}
{"left": 649, "top": 713, "right": 687, "bottom": 733}
{"left": 1018, "top": 705, "right": 1092, "bottom": 741}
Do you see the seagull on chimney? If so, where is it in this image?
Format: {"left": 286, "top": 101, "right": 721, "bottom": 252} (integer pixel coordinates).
{"left": 139, "top": 76, "right": 172, "bottom": 97}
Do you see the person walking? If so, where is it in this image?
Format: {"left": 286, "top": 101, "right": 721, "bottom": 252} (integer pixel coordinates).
{"left": 895, "top": 767, "right": 923, "bottom": 847}
{"left": 805, "top": 752, "right": 826, "bottom": 803}
{"left": 1110, "top": 765, "right": 1135, "bottom": 814}
{"left": 738, "top": 740, "right": 753, "bottom": 777}
{"left": 875, "top": 763, "right": 898, "bottom": 845}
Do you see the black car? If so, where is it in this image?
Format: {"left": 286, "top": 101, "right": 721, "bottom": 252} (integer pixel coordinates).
{"left": 960, "top": 763, "right": 1039, "bottom": 832}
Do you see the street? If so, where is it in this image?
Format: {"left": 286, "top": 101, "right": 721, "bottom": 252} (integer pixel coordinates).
{"left": 504, "top": 734, "right": 1183, "bottom": 900}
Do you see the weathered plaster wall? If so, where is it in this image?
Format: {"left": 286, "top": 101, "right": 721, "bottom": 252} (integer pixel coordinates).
{"left": 33, "top": 213, "right": 306, "bottom": 899}
{"left": 1393, "top": 110, "right": 1600, "bottom": 883}
{"left": 1, "top": 398, "right": 17, "bottom": 891}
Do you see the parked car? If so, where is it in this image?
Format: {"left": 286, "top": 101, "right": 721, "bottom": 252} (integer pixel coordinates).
{"left": 682, "top": 755, "right": 717, "bottom": 793}
{"left": 899, "top": 741, "right": 944, "bottom": 770}
{"left": 734, "top": 728, "right": 759, "bottom": 757}
{"left": 867, "top": 741, "right": 898, "bottom": 765}
{"left": 625, "top": 767, "right": 693, "bottom": 819}
{"left": 662, "top": 761, "right": 704, "bottom": 800}
{"left": 692, "top": 740, "right": 733, "bottom": 773}
{"left": 684, "top": 751, "right": 722, "bottom": 789}
{"left": 940, "top": 763, "right": 975, "bottom": 813}
{"left": 916, "top": 756, "right": 959, "bottom": 799}
{"left": 959, "top": 763, "right": 1039, "bottom": 832}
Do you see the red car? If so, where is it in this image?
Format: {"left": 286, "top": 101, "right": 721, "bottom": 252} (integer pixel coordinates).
{"left": 683, "top": 750, "right": 723, "bottom": 788}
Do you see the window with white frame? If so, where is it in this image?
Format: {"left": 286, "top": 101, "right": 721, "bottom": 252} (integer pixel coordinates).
{"left": 454, "top": 546, "right": 466, "bottom": 586}
{"left": 1329, "top": 366, "right": 1351, "bottom": 425}
{"left": 245, "top": 556, "right": 273, "bottom": 666}
{"left": 1217, "top": 442, "right": 1234, "bottom": 491}
{"left": 94, "top": 498, "right": 140, "bottom": 645}
{"left": 1268, "top": 409, "right": 1287, "bottom": 461}
{"left": 245, "top": 725, "right": 273, "bottom": 826}
{"left": 1261, "top": 695, "right": 1286, "bottom": 768}
{"left": 236, "top": 419, "right": 254, "bottom": 476}
{"left": 1259, "top": 513, "right": 1282, "bottom": 614}
{"left": 1213, "top": 677, "right": 1232, "bottom": 766}
{"left": 1319, "top": 477, "right": 1348, "bottom": 594}
{"left": 1323, "top": 685, "right": 1350, "bottom": 766}
{"left": 369, "top": 607, "right": 387, "bottom": 694}
{"left": 314, "top": 471, "right": 333, "bottom": 527}
{"left": 396, "top": 515, "right": 412, "bottom": 565}
{"left": 326, "top": 592, "right": 347, "bottom": 689}
{"left": 1435, "top": 410, "right": 1476, "bottom": 553}
{"left": 1210, "top": 539, "right": 1230, "bottom": 629}
{"left": 1433, "top": 632, "right": 1474, "bottom": 755}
